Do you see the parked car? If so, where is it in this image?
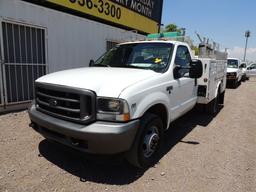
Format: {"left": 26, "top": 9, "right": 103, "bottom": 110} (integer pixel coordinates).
{"left": 226, "top": 58, "right": 243, "bottom": 87}
{"left": 246, "top": 63, "right": 256, "bottom": 78}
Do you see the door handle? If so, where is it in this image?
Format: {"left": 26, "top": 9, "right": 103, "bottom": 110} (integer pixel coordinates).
{"left": 166, "top": 86, "right": 173, "bottom": 94}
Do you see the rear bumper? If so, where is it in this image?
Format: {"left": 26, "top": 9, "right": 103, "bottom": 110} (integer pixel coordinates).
{"left": 29, "top": 105, "right": 139, "bottom": 154}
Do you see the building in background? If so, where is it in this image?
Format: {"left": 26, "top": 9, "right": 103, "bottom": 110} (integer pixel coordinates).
{"left": 0, "top": 0, "right": 163, "bottom": 112}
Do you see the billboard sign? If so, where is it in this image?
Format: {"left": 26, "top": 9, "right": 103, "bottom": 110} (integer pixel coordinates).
{"left": 23, "top": 0, "right": 163, "bottom": 34}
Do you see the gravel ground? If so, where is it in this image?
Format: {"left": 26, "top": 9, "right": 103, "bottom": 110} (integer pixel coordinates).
{"left": 0, "top": 78, "right": 256, "bottom": 192}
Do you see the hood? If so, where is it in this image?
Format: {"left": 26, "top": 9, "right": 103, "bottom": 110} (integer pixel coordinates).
{"left": 36, "top": 67, "right": 159, "bottom": 98}
{"left": 227, "top": 68, "right": 239, "bottom": 73}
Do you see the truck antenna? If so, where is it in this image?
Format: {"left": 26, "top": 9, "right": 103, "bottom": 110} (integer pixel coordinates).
{"left": 195, "top": 32, "right": 203, "bottom": 43}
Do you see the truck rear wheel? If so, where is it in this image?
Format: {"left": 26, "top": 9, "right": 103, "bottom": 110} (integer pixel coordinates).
{"left": 218, "top": 91, "right": 225, "bottom": 105}
{"left": 127, "top": 113, "right": 163, "bottom": 168}
{"left": 205, "top": 91, "right": 220, "bottom": 115}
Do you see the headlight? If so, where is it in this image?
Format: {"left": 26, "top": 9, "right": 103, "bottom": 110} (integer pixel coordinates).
{"left": 97, "top": 97, "right": 130, "bottom": 122}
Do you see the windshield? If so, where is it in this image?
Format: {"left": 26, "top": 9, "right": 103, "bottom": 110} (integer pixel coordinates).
{"left": 94, "top": 43, "right": 173, "bottom": 72}
{"left": 227, "top": 59, "right": 239, "bottom": 68}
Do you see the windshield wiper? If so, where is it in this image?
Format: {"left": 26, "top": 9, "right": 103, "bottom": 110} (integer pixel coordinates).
{"left": 93, "top": 64, "right": 111, "bottom": 67}
{"left": 115, "top": 65, "right": 147, "bottom": 69}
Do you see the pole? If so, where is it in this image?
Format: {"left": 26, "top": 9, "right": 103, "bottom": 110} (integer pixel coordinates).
{"left": 158, "top": 23, "right": 164, "bottom": 33}
{"left": 243, "top": 37, "right": 248, "bottom": 61}
{"left": 243, "top": 30, "right": 251, "bottom": 61}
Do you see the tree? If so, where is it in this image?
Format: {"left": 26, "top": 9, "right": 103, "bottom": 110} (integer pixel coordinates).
{"left": 191, "top": 45, "right": 199, "bottom": 56}
{"left": 163, "top": 24, "right": 200, "bottom": 56}
{"left": 164, "top": 24, "right": 181, "bottom": 33}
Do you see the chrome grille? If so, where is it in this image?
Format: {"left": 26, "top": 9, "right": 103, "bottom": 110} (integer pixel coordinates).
{"left": 35, "top": 83, "right": 96, "bottom": 124}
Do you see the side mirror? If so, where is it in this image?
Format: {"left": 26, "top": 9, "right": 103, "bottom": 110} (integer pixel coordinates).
{"left": 89, "top": 59, "right": 95, "bottom": 67}
{"left": 189, "top": 59, "right": 203, "bottom": 79}
{"left": 239, "top": 65, "right": 243, "bottom": 69}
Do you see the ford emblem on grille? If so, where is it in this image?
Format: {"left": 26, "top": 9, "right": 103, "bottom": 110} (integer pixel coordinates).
{"left": 49, "top": 99, "right": 58, "bottom": 107}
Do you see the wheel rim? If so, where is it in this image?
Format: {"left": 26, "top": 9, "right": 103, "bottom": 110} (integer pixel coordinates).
{"left": 142, "top": 125, "right": 160, "bottom": 158}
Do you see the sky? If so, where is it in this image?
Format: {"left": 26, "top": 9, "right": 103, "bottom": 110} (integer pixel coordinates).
{"left": 161, "top": 0, "right": 256, "bottom": 62}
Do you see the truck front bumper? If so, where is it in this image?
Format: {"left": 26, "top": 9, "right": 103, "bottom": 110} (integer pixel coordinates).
{"left": 226, "top": 76, "right": 237, "bottom": 80}
{"left": 29, "top": 105, "right": 139, "bottom": 154}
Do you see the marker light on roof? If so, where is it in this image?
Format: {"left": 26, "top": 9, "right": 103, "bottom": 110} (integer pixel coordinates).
{"left": 147, "top": 32, "right": 182, "bottom": 39}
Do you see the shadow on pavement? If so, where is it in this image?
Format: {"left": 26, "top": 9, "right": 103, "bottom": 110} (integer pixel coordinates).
{"left": 39, "top": 139, "right": 143, "bottom": 185}
{"left": 160, "top": 106, "right": 223, "bottom": 156}
{"left": 38, "top": 106, "right": 222, "bottom": 185}
{"left": 226, "top": 81, "right": 243, "bottom": 89}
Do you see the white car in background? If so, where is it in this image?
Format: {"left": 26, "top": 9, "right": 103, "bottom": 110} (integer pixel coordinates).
{"left": 240, "top": 62, "right": 248, "bottom": 81}
{"left": 226, "top": 58, "right": 243, "bottom": 87}
{"left": 246, "top": 63, "right": 256, "bottom": 78}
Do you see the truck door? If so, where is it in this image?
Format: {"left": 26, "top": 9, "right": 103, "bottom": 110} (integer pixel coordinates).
{"left": 170, "top": 45, "right": 197, "bottom": 118}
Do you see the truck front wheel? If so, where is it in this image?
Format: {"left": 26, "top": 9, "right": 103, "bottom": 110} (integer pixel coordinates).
{"left": 127, "top": 113, "right": 164, "bottom": 168}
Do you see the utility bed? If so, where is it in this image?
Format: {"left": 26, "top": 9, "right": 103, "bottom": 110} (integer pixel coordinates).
{"left": 197, "top": 58, "right": 227, "bottom": 104}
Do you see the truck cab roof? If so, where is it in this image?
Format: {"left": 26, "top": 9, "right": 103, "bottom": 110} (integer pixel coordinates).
{"left": 119, "top": 40, "right": 190, "bottom": 47}
{"left": 228, "top": 57, "right": 241, "bottom": 61}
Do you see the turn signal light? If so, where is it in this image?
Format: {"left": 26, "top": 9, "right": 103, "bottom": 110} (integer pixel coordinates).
{"left": 122, "top": 113, "right": 131, "bottom": 121}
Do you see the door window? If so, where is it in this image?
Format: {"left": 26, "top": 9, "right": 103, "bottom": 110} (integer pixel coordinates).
{"left": 174, "top": 46, "right": 191, "bottom": 77}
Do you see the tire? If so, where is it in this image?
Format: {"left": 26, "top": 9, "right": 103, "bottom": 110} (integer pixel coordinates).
{"left": 233, "top": 79, "right": 238, "bottom": 88}
{"left": 127, "top": 113, "right": 164, "bottom": 168}
{"left": 218, "top": 91, "right": 225, "bottom": 105}
{"left": 205, "top": 91, "right": 220, "bottom": 115}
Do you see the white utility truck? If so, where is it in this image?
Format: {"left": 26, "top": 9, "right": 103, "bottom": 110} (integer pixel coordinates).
{"left": 227, "top": 58, "right": 243, "bottom": 87}
{"left": 29, "top": 33, "right": 227, "bottom": 168}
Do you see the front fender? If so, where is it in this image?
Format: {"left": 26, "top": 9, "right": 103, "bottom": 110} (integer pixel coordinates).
{"left": 132, "top": 91, "right": 170, "bottom": 125}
